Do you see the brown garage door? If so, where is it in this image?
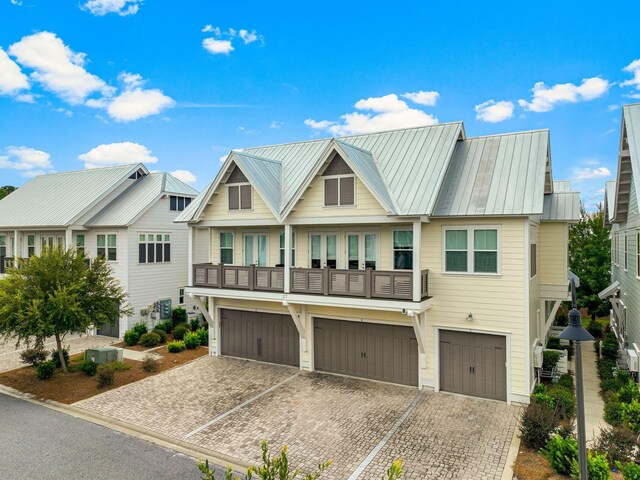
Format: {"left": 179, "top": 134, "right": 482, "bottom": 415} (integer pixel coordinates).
{"left": 220, "top": 309, "right": 300, "bottom": 367}
{"left": 314, "top": 318, "right": 418, "bottom": 386}
{"left": 439, "top": 330, "right": 507, "bottom": 401}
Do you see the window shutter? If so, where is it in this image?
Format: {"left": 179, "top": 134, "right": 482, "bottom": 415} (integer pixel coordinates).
{"left": 339, "top": 177, "right": 355, "bottom": 205}
{"left": 228, "top": 185, "right": 239, "bottom": 210}
{"left": 324, "top": 178, "right": 339, "bottom": 206}
{"left": 240, "top": 185, "right": 252, "bottom": 209}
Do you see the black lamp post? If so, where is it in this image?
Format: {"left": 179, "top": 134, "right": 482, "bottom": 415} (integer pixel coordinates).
{"left": 558, "top": 278, "right": 593, "bottom": 480}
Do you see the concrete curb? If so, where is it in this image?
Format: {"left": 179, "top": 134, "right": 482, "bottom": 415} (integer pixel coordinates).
{"left": 0, "top": 384, "right": 251, "bottom": 474}
{"left": 501, "top": 423, "right": 521, "bottom": 480}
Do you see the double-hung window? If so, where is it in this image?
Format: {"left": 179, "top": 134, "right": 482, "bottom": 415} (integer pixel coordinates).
{"left": 179, "top": 288, "right": 185, "bottom": 305}
{"left": 0, "top": 235, "right": 6, "bottom": 258}
{"left": 324, "top": 176, "right": 355, "bottom": 206}
{"left": 445, "top": 228, "right": 499, "bottom": 274}
{"left": 393, "top": 231, "right": 413, "bottom": 270}
{"left": 75, "top": 235, "right": 85, "bottom": 256}
{"left": 624, "top": 234, "right": 629, "bottom": 270}
{"left": 138, "top": 234, "right": 171, "bottom": 263}
{"left": 228, "top": 185, "right": 252, "bottom": 210}
{"left": 97, "top": 234, "right": 117, "bottom": 261}
{"left": 27, "top": 235, "right": 35, "bottom": 257}
{"left": 279, "top": 231, "right": 296, "bottom": 266}
{"left": 220, "top": 232, "right": 234, "bottom": 264}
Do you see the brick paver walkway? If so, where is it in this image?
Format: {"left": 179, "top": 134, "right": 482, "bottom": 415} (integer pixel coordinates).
{"left": 75, "top": 356, "right": 520, "bottom": 480}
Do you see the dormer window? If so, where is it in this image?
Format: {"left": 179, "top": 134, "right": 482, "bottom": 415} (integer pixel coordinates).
{"left": 170, "top": 195, "right": 192, "bottom": 211}
{"left": 322, "top": 154, "right": 355, "bottom": 207}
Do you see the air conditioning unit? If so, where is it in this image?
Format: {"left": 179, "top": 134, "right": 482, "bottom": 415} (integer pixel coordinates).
{"left": 533, "top": 345, "right": 544, "bottom": 368}
{"left": 628, "top": 350, "right": 639, "bottom": 373}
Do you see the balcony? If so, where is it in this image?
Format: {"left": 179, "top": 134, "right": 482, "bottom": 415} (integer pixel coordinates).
{"left": 193, "top": 264, "right": 429, "bottom": 301}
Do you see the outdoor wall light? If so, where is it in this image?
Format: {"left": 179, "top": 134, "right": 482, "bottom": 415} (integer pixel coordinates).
{"left": 466, "top": 312, "right": 474, "bottom": 321}
{"left": 405, "top": 309, "right": 416, "bottom": 317}
{"left": 282, "top": 299, "right": 289, "bottom": 307}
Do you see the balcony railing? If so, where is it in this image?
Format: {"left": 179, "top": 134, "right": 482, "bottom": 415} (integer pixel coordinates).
{"left": 193, "top": 263, "right": 430, "bottom": 301}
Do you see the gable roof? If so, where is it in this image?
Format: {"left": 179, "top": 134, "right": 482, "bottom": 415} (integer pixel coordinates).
{"left": 87, "top": 172, "right": 198, "bottom": 227}
{"left": 0, "top": 163, "right": 149, "bottom": 228}
{"left": 178, "top": 122, "right": 560, "bottom": 224}
{"left": 613, "top": 104, "right": 640, "bottom": 223}
{"left": 432, "top": 130, "right": 551, "bottom": 216}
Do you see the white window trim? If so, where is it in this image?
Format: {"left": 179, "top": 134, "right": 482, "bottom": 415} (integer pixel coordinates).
{"left": 138, "top": 232, "right": 172, "bottom": 265}
{"left": 308, "top": 231, "right": 340, "bottom": 269}
{"left": 636, "top": 232, "right": 640, "bottom": 279}
{"left": 179, "top": 287, "right": 185, "bottom": 305}
{"left": 391, "top": 229, "right": 413, "bottom": 271}
{"left": 219, "top": 231, "right": 235, "bottom": 265}
{"left": 242, "top": 232, "right": 269, "bottom": 266}
{"left": 323, "top": 174, "right": 357, "bottom": 208}
{"left": 530, "top": 243, "right": 538, "bottom": 279}
{"left": 279, "top": 230, "right": 297, "bottom": 267}
{"left": 227, "top": 183, "right": 254, "bottom": 212}
{"left": 624, "top": 233, "right": 629, "bottom": 271}
{"left": 441, "top": 226, "right": 501, "bottom": 276}
{"left": 97, "top": 233, "right": 118, "bottom": 263}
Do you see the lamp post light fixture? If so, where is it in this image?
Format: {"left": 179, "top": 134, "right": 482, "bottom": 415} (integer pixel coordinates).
{"left": 558, "top": 278, "right": 593, "bottom": 480}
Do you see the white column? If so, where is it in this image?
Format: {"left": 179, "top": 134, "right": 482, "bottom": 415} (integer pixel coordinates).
{"left": 187, "top": 226, "right": 194, "bottom": 286}
{"left": 284, "top": 224, "right": 291, "bottom": 293}
{"left": 13, "top": 229, "right": 19, "bottom": 266}
{"left": 412, "top": 220, "right": 422, "bottom": 302}
{"left": 65, "top": 228, "right": 73, "bottom": 250}
{"left": 210, "top": 297, "right": 221, "bottom": 356}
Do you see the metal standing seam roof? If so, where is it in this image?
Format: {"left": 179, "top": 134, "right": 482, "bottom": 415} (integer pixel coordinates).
{"left": 432, "top": 130, "right": 550, "bottom": 216}
{"left": 87, "top": 172, "right": 198, "bottom": 227}
{"left": 542, "top": 191, "right": 581, "bottom": 222}
{"left": 0, "top": 163, "right": 147, "bottom": 228}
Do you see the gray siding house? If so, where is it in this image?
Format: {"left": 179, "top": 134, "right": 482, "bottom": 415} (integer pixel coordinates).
{"left": 0, "top": 163, "right": 198, "bottom": 337}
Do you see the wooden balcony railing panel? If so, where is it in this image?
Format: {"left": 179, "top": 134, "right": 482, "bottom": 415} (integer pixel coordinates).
{"left": 371, "top": 271, "right": 412, "bottom": 300}
{"left": 420, "top": 269, "right": 429, "bottom": 299}
{"left": 255, "top": 267, "right": 285, "bottom": 291}
{"left": 290, "top": 268, "right": 326, "bottom": 295}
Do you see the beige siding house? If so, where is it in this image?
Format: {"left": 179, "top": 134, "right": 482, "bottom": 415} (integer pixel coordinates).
{"left": 178, "top": 123, "right": 579, "bottom": 404}
{"left": 0, "top": 163, "right": 198, "bottom": 337}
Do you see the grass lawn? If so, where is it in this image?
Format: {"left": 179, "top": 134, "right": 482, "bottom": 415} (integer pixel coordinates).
{"left": 0, "top": 347, "right": 207, "bottom": 404}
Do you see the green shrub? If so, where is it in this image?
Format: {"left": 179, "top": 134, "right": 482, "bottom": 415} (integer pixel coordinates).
{"left": 35, "top": 361, "right": 55, "bottom": 380}
{"left": 619, "top": 381, "right": 640, "bottom": 404}
{"left": 543, "top": 350, "right": 561, "bottom": 371}
{"left": 597, "top": 358, "right": 616, "bottom": 380}
{"left": 617, "top": 370, "right": 633, "bottom": 384}
{"left": 197, "top": 327, "right": 209, "bottom": 346}
{"left": 622, "top": 399, "right": 640, "bottom": 433}
{"left": 167, "top": 340, "right": 186, "bottom": 353}
{"left": 96, "top": 365, "right": 115, "bottom": 388}
{"left": 531, "top": 391, "right": 556, "bottom": 410}
{"left": 20, "top": 346, "right": 48, "bottom": 366}
{"left": 139, "top": 332, "right": 161, "bottom": 348}
{"left": 587, "top": 320, "right": 604, "bottom": 338}
{"left": 123, "top": 329, "right": 139, "bottom": 346}
{"left": 152, "top": 328, "right": 167, "bottom": 343}
{"left": 558, "top": 374, "right": 574, "bottom": 390}
{"left": 619, "top": 462, "right": 640, "bottom": 480}
{"left": 546, "top": 337, "right": 561, "bottom": 349}
{"left": 184, "top": 331, "right": 201, "bottom": 349}
{"left": 557, "top": 419, "right": 575, "bottom": 439}
{"left": 601, "top": 377, "right": 625, "bottom": 393}
{"left": 141, "top": 354, "right": 159, "bottom": 373}
{"left": 555, "top": 312, "right": 568, "bottom": 326}
{"left": 154, "top": 320, "right": 173, "bottom": 334}
{"left": 50, "top": 346, "right": 70, "bottom": 368}
{"left": 571, "top": 451, "right": 611, "bottom": 480}
{"left": 103, "top": 361, "right": 131, "bottom": 372}
{"left": 172, "top": 307, "right": 187, "bottom": 327}
{"left": 593, "top": 426, "right": 636, "bottom": 467}
{"left": 190, "top": 317, "right": 201, "bottom": 331}
{"left": 601, "top": 337, "right": 620, "bottom": 361}
{"left": 132, "top": 322, "right": 148, "bottom": 337}
{"left": 548, "top": 385, "right": 576, "bottom": 420}
{"left": 519, "top": 402, "right": 559, "bottom": 450}
{"left": 604, "top": 396, "right": 624, "bottom": 426}
{"left": 542, "top": 434, "right": 578, "bottom": 476}
{"left": 81, "top": 359, "right": 98, "bottom": 376}
{"left": 173, "top": 323, "right": 189, "bottom": 340}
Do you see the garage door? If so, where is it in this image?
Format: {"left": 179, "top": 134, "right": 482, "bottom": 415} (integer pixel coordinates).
{"left": 97, "top": 318, "right": 120, "bottom": 338}
{"left": 439, "top": 330, "right": 507, "bottom": 401}
{"left": 314, "top": 318, "right": 418, "bottom": 386}
{"left": 220, "top": 309, "right": 300, "bottom": 367}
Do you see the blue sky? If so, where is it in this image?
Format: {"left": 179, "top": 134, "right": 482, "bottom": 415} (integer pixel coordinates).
{"left": 1, "top": 0, "right": 639, "bottom": 208}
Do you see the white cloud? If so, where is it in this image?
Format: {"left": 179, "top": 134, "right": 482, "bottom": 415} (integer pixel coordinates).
{"left": 10, "top": 0, "right": 23, "bottom": 5}
{"left": 518, "top": 77, "right": 610, "bottom": 113}
{"left": 304, "top": 93, "right": 438, "bottom": 136}
{"left": 219, "top": 154, "right": 229, "bottom": 163}
{"left": 81, "top": 0, "right": 142, "bottom": 16}
{"left": 239, "top": 29, "right": 259, "bottom": 45}
{"left": 608, "top": 104, "right": 619, "bottom": 111}
{"left": 474, "top": 100, "right": 515, "bottom": 123}
{"left": 621, "top": 59, "right": 640, "bottom": 91}
{"left": 170, "top": 169, "right": 196, "bottom": 184}
{"left": 202, "top": 38, "right": 234, "bottom": 55}
{"left": 402, "top": 90, "right": 439, "bottom": 107}
{"left": 572, "top": 166, "right": 611, "bottom": 181}
{"left": 202, "top": 25, "right": 220, "bottom": 35}
{"left": 270, "top": 120, "right": 283, "bottom": 129}
{"left": 0, "top": 47, "right": 29, "bottom": 96}
{"left": 0, "top": 146, "right": 53, "bottom": 176}
{"left": 106, "top": 72, "right": 174, "bottom": 122}
{"left": 8, "top": 31, "right": 113, "bottom": 105}
{"left": 78, "top": 142, "right": 158, "bottom": 169}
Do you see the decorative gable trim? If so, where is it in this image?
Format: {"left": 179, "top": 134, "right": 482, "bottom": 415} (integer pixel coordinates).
{"left": 226, "top": 166, "right": 249, "bottom": 184}
{"left": 321, "top": 154, "right": 353, "bottom": 176}
{"left": 614, "top": 118, "right": 632, "bottom": 223}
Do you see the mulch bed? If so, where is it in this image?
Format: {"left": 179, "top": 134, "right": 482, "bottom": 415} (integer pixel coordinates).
{"left": 513, "top": 446, "right": 622, "bottom": 480}
{"left": 0, "top": 347, "right": 207, "bottom": 404}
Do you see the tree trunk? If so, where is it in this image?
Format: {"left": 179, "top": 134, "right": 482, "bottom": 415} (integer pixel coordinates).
{"left": 591, "top": 312, "right": 596, "bottom": 322}
{"left": 54, "top": 333, "right": 68, "bottom": 374}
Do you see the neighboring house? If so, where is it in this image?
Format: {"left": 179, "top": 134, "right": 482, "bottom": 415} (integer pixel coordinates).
{"left": 601, "top": 103, "right": 640, "bottom": 368}
{"left": 0, "top": 163, "right": 198, "bottom": 337}
{"left": 177, "top": 123, "right": 579, "bottom": 404}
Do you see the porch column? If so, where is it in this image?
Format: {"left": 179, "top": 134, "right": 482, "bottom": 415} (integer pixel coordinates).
{"left": 13, "top": 229, "right": 19, "bottom": 267}
{"left": 187, "top": 226, "right": 194, "bottom": 286}
{"left": 210, "top": 297, "right": 221, "bottom": 356}
{"left": 65, "top": 228, "right": 73, "bottom": 250}
{"left": 284, "top": 223, "right": 292, "bottom": 293}
{"left": 412, "top": 220, "right": 422, "bottom": 302}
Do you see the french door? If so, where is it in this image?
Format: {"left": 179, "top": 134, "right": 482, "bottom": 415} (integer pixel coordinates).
{"left": 243, "top": 234, "right": 268, "bottom": 266}
{"left": 310, "top": 233, "right": 338, "bottom": 269}
{"left": 41, "top": 236, "right": 54, "bottom": 250}
{"left": 346, "top": 233, "right": 378, "bottom": 270}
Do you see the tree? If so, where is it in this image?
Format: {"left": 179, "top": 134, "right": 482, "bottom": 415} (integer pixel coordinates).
{"left": 568, "top": 202, "right": 611, "bottom": 320}
{"left": 0, "top": 186, "right": 16, "bottom": 200}
{"left": 0, "top": 246, "right": 131, "bottom": 373}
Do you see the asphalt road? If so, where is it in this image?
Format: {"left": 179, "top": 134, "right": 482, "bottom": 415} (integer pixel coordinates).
{"left": 0, "top": 393, "right": 235, "bottom": 480}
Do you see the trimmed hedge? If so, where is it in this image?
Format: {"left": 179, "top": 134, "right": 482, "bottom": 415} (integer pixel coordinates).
{"left": 36, "top": 361, "right": 55, "bottom": 380}
{"left": 139, "top": 332, "right": 161, "bottom": 348}
{"left": 167, "top": 340, "right": 186, "bottom": 353}
{"left": 123, "top": 329, "right": 139, "bottom": 346}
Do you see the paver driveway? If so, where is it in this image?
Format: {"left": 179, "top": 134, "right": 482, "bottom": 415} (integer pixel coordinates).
{"left": 76, "top": 356, "right": 520, "bottom": 480}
